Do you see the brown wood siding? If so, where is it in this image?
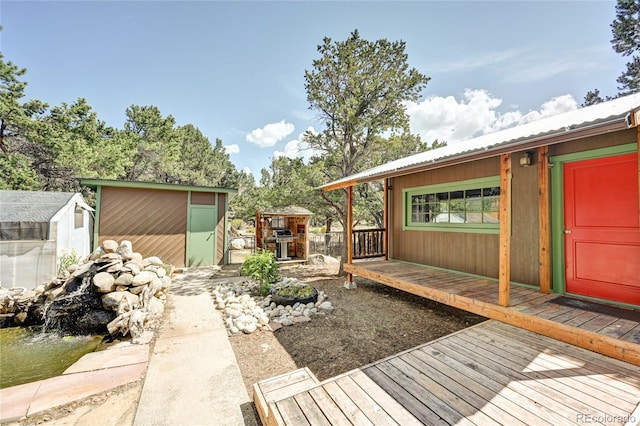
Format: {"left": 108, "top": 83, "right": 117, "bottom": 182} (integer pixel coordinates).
{"left": 98, "top": 187, "right": 187, "bottom": 266}
{"left": 391, "top": 158, "right": 501, "bottom": 279}
{"left": 216, "top": 193, "right": 226, "bottom": 265}
{"left": 510, "top": 149, "right": 540, "bottom": 285}
{"left": 549, "top": 128, "right": 636, "bottom": 157}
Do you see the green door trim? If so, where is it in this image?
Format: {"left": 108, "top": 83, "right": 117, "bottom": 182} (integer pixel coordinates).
{"left": 186, "top": 191, "right": 218, "bottom": 267}
{"left": 549, "top": 142, "right": 638, "bottom": 305}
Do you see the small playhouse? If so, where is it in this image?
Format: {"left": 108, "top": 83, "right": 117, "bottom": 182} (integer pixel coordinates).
{"left": 255, "top": 207, "right": 312, "bottom": 263}
{"left": 0, "top": 190, "right": 94, "bottom": 288}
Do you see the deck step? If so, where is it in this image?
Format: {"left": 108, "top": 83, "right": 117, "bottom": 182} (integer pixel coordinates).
{"left": 253, "top": 367, "right": 319, "bottom": 425}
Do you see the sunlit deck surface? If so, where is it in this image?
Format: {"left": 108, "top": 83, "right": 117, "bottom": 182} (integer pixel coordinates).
{"left": 344, "top": 260, "right": 639, "bottom": 367}
{"left": 256, "top": 260, "right": 640, "bottom": 425}
{"left": 266, "top": 320, "right": 640, "bottom": 426}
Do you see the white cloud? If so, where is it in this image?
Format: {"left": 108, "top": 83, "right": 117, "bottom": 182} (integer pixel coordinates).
{"left": 246, "top": 120, "right": 295, "bottom": 147}
{"left": 273, "top": 127, "right": 319, "bottom": 162}
{"left": 518, "top": 94, "right": 578, "bottom": 124}
{"left": 242, "top": 167, "right": 252, "bottom": 175}
{"left": 405, "top": 89, "right": 578, "bottom": 144}
{"left": 224, "top": 144, "right": 240, "bottom": 154}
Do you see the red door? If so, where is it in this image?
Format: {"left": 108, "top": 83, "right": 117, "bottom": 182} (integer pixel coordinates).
{"left": 564, "top": 153, "right": 640, "bottom": 306}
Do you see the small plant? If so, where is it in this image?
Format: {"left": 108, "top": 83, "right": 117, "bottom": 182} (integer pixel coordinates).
{"left": 240, "top": 249, "right": 280, "bottom": 296}
{"left": 276, "top": 284, "right": 315, "bottom": 299}
{"left": 57, "top": 249, "right": 83, "bottom": 275}
{"left": 231, "top": 218, "right": 244, "bottom": 229}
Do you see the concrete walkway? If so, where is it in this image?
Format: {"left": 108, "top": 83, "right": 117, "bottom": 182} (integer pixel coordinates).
{"left": 133, "top": 267, "right": 251, "bottom": 425}
{"left": 0, "top": 266, "right": 252, "bottom": 425}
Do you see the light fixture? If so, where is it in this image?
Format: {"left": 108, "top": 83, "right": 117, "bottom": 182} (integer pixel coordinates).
{"left": 519, "top": 151, "right": 533, "bottom": 167}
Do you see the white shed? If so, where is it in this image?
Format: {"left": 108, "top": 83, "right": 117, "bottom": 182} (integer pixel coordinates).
{"left": 0, "top": 190, "right": 93, "bottom": 289}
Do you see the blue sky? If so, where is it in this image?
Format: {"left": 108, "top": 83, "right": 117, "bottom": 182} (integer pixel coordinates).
{"left": 1, "top": 1, "right": 626, "bottom": 180}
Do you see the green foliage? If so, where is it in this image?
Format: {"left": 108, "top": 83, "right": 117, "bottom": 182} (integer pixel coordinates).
{"left": 275, "top": 284, "right": 315, "bottom": 299}
{"left": 611, "top": 0, "right": 640, "bottom": 95}
{"left": 584, "top": 0, "right": 639, "bottom": 102}
{"left": 231, "top": 218, "right": 244, "bottom": 229}
{"left": 240, "top": 250, "right": 280, "bottom": 296}
{"left": 57, "top": 249, "right": 84, "bottom": 276}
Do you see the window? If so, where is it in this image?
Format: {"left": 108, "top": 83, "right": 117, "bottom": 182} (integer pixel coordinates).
{"left": 74, "top": 205, "right": 84, "bottom": 229}
{"left": 404, "top": 176, "right": 500, "bottom": 233}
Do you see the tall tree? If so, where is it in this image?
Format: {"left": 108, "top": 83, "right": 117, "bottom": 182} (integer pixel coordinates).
{"left": 303, "top": 29, "right": 430, "bottom": 273}
{"left": 0, "top": 29, "right": 47, "bottom": 189}
{"left": 611, "top": 0, "right": 640, "bottom": 95}
{"left": 122, "top": 105, "right": 177, "bottom": 182}
{"left": 583, "top": 0, "right": 639, "bottom": 103}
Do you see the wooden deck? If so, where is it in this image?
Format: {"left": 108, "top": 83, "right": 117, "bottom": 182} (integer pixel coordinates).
{"left": 344, "top": 260, "right": 640, "bottom": 366}
{"left": 266, "top": 321, "right": 640, "bottom": 426}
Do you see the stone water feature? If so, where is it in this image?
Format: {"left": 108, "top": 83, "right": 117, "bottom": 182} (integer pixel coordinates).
{"left": 0, "top": 240, "right": 171, "bottom": 343}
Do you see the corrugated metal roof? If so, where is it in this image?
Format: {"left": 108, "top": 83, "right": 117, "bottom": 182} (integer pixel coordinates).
{"left": 323, "top": 92, "right": 640, "bottom": 190}
{"left": 0, "top": 190, "right": 77, "bottom": 223}
{"left": 261, "top": 206, "right": 313, "bottom": 216}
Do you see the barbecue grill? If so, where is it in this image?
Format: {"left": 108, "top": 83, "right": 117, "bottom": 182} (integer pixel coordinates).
{"left": 273, "top": 229, "right": 294, "bottom": 260}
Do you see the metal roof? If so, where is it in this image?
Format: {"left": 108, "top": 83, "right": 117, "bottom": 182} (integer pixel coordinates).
{"left": 80, "top": 179, "right": 238, "bottom": 194}
{"left": 323, "top": 92, "right": 640, "bottom": 190}
{"left": 260, "top": 206, "right": 313, "bottom": 216}
{"left": 0, "top": 190, "right": 80, "bottom": 223}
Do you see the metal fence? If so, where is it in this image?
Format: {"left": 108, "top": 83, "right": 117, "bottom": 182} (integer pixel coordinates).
{"left": 308, "top": 232, "right": 344, "bottom": 258}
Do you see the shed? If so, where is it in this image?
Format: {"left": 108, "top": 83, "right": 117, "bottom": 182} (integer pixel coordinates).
{"left": 0, "top": 190, "right": 93, "bottom": 289}
{"left": 255, "top": 207, "right": 312, "bottom": 263}
{"left": 81, "top": 179, "right": 237, "bottom": 267}
{"left": 323, "top": 92, "right": 640, "bottom": 309}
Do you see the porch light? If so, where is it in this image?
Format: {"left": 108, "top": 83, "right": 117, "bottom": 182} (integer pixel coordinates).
{"left": 519, "top": 151, "right": 533, "bottom": 167}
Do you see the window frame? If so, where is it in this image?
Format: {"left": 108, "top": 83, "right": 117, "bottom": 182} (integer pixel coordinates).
{"left": 402, "top": 176, "right": 501, "bottom": 234}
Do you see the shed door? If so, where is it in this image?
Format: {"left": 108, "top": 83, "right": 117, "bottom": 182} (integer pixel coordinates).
{"left": 188, "top": 205, "right": 217, "bottom": 266}
{"left": 563, "top": 153, "right": 640, "bottom": 305}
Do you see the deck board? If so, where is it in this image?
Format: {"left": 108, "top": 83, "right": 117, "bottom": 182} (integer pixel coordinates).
{"left": 268, "top": 321, "right": 640, "bottom": 425}
{"left": 266, "top": 260, "right": 640, "bottom": 425}
{"left": 344, "top": 260, "right": 640, "bottom": 365}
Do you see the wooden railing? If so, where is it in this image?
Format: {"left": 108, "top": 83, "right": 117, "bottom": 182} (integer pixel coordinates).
{"left": 352, "top": 228, "right": 386, "bottom": 259}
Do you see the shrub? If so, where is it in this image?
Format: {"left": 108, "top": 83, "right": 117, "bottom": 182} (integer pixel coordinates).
{"left": 231, "top": 218, "right": 244, "bottom": 229}
{"left": 57, "top": 249, "right": 83, "bottom": 276}
{"left": 240, "top": 249, "right": 280, "bottom": 296}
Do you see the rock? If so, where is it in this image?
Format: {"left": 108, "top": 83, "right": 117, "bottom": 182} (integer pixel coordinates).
{"left": 281, "top": 317, "right": 294, "bottom": 326}
{"left": 114, "top": 273, "right": 134, "bottom": 286}
{"left": 102, "top": 240, "right": 119, "bottom": 253}
{"left": 89, "top": 246, "right": 105, "bottom": 260}
{"left": 46, "top": 286, "right": 66, "bottom": 301}
{"left": 14, "top": 312, "right": 28, "bottom": 324}
{"left": 143, "top": 256, "right": 163, "bottom": 267}
{"left": 230, "top": 238, "right": 245, "bottom": 250}
{"left": 146, "top": 297, "right": 165, "bottom": 317}
{"left": 102, "top": 291, "right": 139, "bottom": 311}
{"left": 131, "top": 252, "right": 144, "bottom": 263}
{"left": 307, "top": 254, "right": 339, "bottom": 265}
{"left": 132, "top": 271, "right": 157, "bottom": 287}
{"left": 93, "top": 272, "right": 116, "bottom": 293}
{"left": 318, "top": 301, "right": 333, "bottom": 310}
{"left": 124, "top": 262, "right": 142, "bottom": 275}
{"left": 243, "top": 323, "right": 257, "bottom": 334}
{"left": 117, "top": 240, "right": 134, "bottom": 260}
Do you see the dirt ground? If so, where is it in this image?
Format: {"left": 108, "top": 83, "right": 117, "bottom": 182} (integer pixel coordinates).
{"left": 229, "top": 261, "right": 487, "bottom": 396}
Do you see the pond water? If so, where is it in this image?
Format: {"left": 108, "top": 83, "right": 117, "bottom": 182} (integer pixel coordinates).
{"left": 0, "top": 327, "right": 102, "bottom": 389}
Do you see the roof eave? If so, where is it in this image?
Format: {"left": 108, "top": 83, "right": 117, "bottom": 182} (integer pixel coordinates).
{"left": 323, "top": 115, "right": 631, "bottom": 191}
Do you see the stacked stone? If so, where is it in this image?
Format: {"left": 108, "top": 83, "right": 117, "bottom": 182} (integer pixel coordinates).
{"left": 212, "top": 277, "right": 333, "bottom": 335}
{"left": 0, "top": 240, "right": 171, "bottom": 343}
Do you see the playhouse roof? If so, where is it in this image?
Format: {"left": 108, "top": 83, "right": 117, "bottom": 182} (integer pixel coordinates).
{"left": 0, "top": 190, "right": 92, "bottom": 240}
{"left": 323, "top": 92, "right": 640, "bottom": 190}
{"left": 260, "top": 206, "right": 313, "bottom": 216}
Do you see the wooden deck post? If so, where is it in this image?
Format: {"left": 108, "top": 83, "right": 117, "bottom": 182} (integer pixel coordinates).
{"left": 346, "top": 185, "right": 354, "bottom": 283}
{"left": 538, "top": 146, "right": 551, "bottom": 294}
{"left": 383, "top": 178, "right": 389, "bottom": 261}
{"left": 499, "top": 154, "right": 512, "bottom": 307}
